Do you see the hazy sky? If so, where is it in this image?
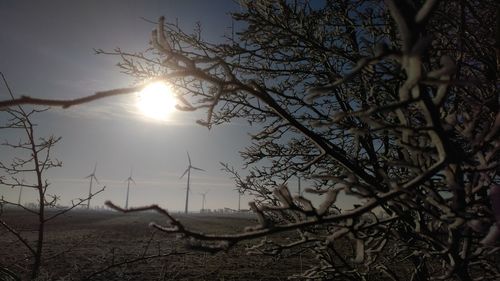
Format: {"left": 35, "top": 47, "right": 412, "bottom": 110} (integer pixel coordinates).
{"left": 0, "top": 0, "right": 263, "bottom": 211}
{"left": 0, "top": 0, "right": 355, "bottom": 212}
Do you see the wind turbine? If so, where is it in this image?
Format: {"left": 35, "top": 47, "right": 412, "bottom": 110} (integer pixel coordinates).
{"left": 124, "top": 167, "right": 136, "bottom": 209}
{"left": 180, "top": 152, "right": 205, "bottom": 214}
{"left": 234, "top": 186, "right": 244, "bottom": 211}
{"left": 238, "top": 190, "right": 244, "bottom": 211}
{"left": 17, "top": 178, "right": 26, "bottom": 206}
{"left": 18, "top": 186, "right": 22, "bottom": 205}
{"left": 199, "top": 190, "right": 209, "bottom": 212}
{"left": 85, "top": 163, "right": 99, "bottom": 209}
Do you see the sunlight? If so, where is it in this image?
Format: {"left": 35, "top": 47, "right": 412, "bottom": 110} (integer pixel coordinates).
{"left": 136, "top": 82, "right": 177, "bottom": 121}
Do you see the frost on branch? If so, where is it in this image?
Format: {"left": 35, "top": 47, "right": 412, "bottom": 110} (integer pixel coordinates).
{"left": 14, "top": 0, "right": 494, "bottom": 279}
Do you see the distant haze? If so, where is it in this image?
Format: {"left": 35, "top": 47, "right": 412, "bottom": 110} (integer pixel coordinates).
{"left": 0, "top": 0, "right": 357, "bottom": 212}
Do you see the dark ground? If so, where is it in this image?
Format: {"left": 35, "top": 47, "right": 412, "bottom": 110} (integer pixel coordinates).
{"left": 0, "top": 208, "right": 307, "bottom": 280}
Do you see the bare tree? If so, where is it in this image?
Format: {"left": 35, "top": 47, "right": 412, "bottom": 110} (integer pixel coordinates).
{"left": 0, "top": 73, "right": 105, "bottom": 279}
{"left": 0, "top": 0, "right": 498, "bottom": 280}
{"left": 99, "top": 1, "right": 498, "bottom": 280}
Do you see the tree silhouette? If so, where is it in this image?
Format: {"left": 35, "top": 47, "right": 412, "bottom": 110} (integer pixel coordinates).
{"left": 102, "top": 1, "right": 499, "bottom": 279}
{"left": 0, "top": 73, "right": 105, "bottom": 279}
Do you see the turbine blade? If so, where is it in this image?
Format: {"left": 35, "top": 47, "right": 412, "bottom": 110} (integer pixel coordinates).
{"left": 191, "top": 166, "right": 205, "bottom": 172}
{"left": 93, "top": 163, "right": 97, "bottom": 174}
{"left": 186, "top": 151, "right": 191, "bottom": 166}
{"left": 180, "top": 168, "right": 189, "bottom": 179}
{"left": 93, "top": 176, "right": 99, "bottom": 185}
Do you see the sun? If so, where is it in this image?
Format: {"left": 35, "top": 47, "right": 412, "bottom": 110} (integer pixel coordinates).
{"left": 136, "top": 82, "right": 177, "bottom": 121}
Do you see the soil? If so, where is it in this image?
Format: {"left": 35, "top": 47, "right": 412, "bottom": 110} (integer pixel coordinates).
{"left": 0, "top": 208, "right": 307, "bottom": 280}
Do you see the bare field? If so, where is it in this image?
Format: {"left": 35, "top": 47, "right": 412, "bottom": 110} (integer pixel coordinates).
{"left": 0, "top": 209, "right": 307, "bottom": 280}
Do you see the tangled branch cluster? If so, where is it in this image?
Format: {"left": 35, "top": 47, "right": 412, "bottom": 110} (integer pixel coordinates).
{"left": 101, "top": 1, "right": 499, "bottom": 280}
{"left": 1, "top": 0, "right": 498, "bottom": 280}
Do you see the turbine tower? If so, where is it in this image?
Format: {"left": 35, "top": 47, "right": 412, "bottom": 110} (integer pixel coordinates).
{"left": 124, "top": 167, "right": 135, "bottom": 209}
{"left": 180, "top": 152, "right": 205, "bottom": 214}
{"left": 17, "top": 186, "right": 22, "bottom": 205}
{"left": 85, "top": 163, "right": 99, "bottom": 209}
{"left": 235, "top": 187, "right": 243, "bottom": 211}
{"left": 16, "top": 178, "right": 26, "bottom": 206}
{"left": 238, "top": 190, "right": 241, "bottom": 211}
{"left": 199, "top": 190, "right": 209, "bottom": 212}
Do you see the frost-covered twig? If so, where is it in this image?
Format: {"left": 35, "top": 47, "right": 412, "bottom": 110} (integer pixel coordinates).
{"left": 0, "top": 86, "right": 142, "bottom": 109}
{"left": 44, "top": 186, "right": 106, "bottom": 222}
{"left": 0, "top": 219, "right": 36, "bottom": 255}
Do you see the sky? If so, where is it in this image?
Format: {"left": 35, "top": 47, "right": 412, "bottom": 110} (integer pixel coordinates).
{"left": 0, "top": 0, "right": 264, "bottom": 212}
{"left": 0, "top": 0, "right": 355, "bottom": 212}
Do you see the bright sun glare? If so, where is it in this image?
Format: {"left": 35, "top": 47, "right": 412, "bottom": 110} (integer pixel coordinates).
{"left": 137, "top": 82, "right": 177, "bottom": 121}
